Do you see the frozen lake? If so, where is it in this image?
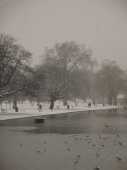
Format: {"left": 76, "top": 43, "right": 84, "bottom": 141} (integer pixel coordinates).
{"left": 23, "top": 109, "right": 127, "bottom": 135}
{"left": 0, "top": 109, "right": 127, "bottom": 170}
{"left": 1, "top": 108, "right": 127, "bottom": 135}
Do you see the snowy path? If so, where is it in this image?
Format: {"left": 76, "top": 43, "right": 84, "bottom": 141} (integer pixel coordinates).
{"left": 0, "top": 105, "right": 121, "bottom": 120}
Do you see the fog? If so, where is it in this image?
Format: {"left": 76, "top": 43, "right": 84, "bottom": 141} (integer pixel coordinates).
{"left": 0, "top": 0, "right": 127, "bottom": 68}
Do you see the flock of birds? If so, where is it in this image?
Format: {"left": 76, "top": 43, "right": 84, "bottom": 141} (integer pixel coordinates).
{"left": 19, "top": 123, "right": 124, "bottom": 170}
{"left": 63, "top": 123, "right": 124, "bottom": 170}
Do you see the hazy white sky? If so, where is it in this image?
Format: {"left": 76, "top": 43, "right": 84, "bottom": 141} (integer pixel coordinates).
{"left": 0, "top": 0, "right": 127, "bottom": 68}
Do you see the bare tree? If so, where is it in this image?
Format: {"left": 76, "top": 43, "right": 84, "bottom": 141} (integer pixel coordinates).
{"left": 24, "top": 67, "right": 46, "bottom": 105}
{"left": 40, "top": 41, "right": 96, "bottom": 108}
{"left": 0, "top": 34, "right": 32, "bottom": 99}
{"left": 96, "top": 60, "right": 125, "bottom": 105}
{"left": 43, "top": 41, "right": 96, "bottom": 72}
{"left": 34, "top": 64, "right": 65, "bottom": 110}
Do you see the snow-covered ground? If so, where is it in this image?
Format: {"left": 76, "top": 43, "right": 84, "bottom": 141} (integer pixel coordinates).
{"left": 0, "top": 100, "right": 121, "bottom": 120}
{"left": 0, "top": 101, "right": 126, "bottom": 170}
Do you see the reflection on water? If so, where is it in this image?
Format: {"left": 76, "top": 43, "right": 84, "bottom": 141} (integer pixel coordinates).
{"left": 23, "top": 109, "right": 127, "bottom": 135}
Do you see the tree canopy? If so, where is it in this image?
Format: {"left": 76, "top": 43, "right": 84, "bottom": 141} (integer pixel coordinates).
{"left": 96, "top": 60, "right": 125, "bottom": 105}
{"left": 0, "top": 34, "right": 32, "bottom": 98}
{"left": 1, "top": 34, "right": 127, "bottom": 110}
{"left": 34, "top": 41, "right": 96, "bottom": 109}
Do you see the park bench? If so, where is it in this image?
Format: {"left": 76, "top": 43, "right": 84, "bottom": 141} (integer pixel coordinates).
{"left": 34, "top": 117, "right": 46, "bottom": 123}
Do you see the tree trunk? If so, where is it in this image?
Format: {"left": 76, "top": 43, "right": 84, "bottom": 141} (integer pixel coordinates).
{"left": 63, "top": 100, "right": 68, "bottom": 106}
{"left": 5, "top": 100, "right": 8, "bottom": 111}
{"left": 13, "top": 100, "right": 18, "bottom": 112}
{"left": 74, "top": 100, "right": 77, "bottom": 107}
{"left": 21, "top": 100, "right": 24, "bottom": 107}
{"left": 0, "top": 102, "right": 3, "bottom": 111}
{"left": 37, "top": 100, "right": 40, "bottom": 106}
{"left": 9, "top": 100, "right": 11, "bottom": 110}
{"left": 107, "top": 95, "right": 113, "bottom": 105}
{"left": 102, "top": 96, "right": 105, "bottom": 105}
{"left": 49, "top": 100, "right": 55, "bottom": 110}
{"left": 13, "top": 100, "right": 17, "bottom": 108}
{"left": 113, "top": 96, "right": 117, "bottom": 105}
